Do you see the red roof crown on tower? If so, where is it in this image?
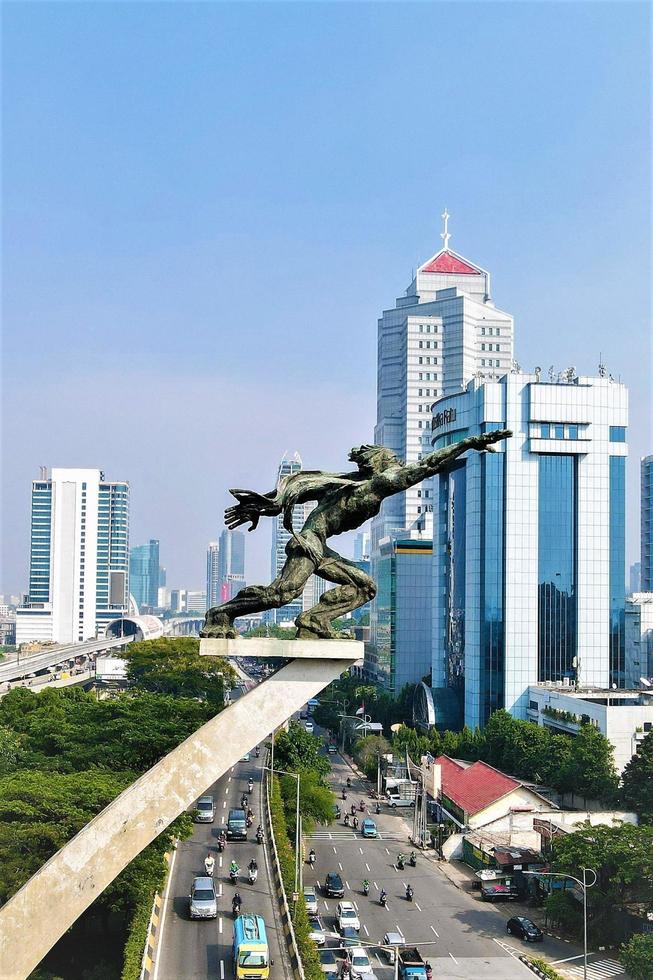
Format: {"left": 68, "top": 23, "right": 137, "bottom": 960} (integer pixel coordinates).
{"left": 421, "top": 251, "right": 481, "bottom": 276}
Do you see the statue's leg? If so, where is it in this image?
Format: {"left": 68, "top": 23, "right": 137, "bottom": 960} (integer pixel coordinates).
{"left": 295, "top": 548, "right": 376, "bottom": 640}
{"left": 201, "top": 554, "right": 315, "bottom": 638}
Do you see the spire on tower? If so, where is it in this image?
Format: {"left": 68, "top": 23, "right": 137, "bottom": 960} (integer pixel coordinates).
{"left": 440, "top": 208, "right": 451, "bottom": 251}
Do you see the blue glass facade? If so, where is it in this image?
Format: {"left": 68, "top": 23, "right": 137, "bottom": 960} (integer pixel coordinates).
{"left": 537, "top": 455, "right": 577, "bottom": 682}
{"left": 609, "top": 456, "right": 626, "bottom": 686}
{"left": 129, "top": 539, "right": 160, "bottom": 609}
{"left": 642, "top": 456, "right": 653, "bottom": 592}
{"left": 28, "top": 483, "right": 52, "bottom": 603}
{"left": 96, "top": 483, "right": 130, "bottom": 621}
{"left": 445, "top": 466, "right": 466, "bottom": 706}
{"left": 479, "top": 454, "right": 505, "bottom": 724}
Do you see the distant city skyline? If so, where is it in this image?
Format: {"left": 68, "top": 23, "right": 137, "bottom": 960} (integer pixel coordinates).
{"left": 2, "top": 2, "right": 650, "bottom": 594}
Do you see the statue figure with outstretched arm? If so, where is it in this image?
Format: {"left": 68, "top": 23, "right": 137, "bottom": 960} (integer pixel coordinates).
{"left": 201, "top": 429, "right": 511, "bottom": 640}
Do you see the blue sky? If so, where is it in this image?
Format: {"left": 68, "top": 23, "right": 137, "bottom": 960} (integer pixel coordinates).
{"left": 2, "top": 1, "right": 651, "bottom": 593}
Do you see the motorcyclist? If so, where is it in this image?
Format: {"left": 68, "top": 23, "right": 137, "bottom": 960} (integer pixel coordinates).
{"left": 248, "top": 858, "right": 258, "bottom": 872}
{"left": 248, "top": 778, "right": 254, "bottom": 792}
{"left": 410, "top": 850, "right": 417, "bottom": 867}
{"left": 344, "top": 813, "right": 350, "bottom": 827}
{"left": 350, "top": 803, "right": 356, "bottom": 816}
{"left": 232, "top": 892, "right": 242, "bottom": 914}
{"left": 241, "top": 794, "right": 248, "bottom": 809}
{"left": 255, "top": 746, "right": 260, "bottom": 758}
{"left": 308, "top": 848, "right": 316, "bottom": 865}
{"left": 204, "top": 853, "right": 215, "bottom": 875}
{"left": 341, "top": 789, "right": 347, "bottom": 800}
{"left": 230, "top": 860, "right": 239, "bottom": 880}
{"left": 425, "top": 963, "right": 433, "bottom": 980}
{"left": 359, "top": 799, "right": 365, "bottom": 812}
{"left": 375, "top": 802, "right": 381, "bottom": 814}
{"left": 352, "top": 816, "right": 359, "bottom": 830}
{"left": 362, "top": 879, "right": 370, "bottom": 895}
{"left": 397, "top": 853, "right": 405, "bottom": 870}
{"left": 406, "top": 884, "right": 414, "bottom": 901}
{"left": 256, "top": 825, "right": 264, "bottom": 843}
{"left": 380, "top": 888, "right": 387, "bottom": 906}
{"left": 346, "top": 777, "right": 351, "bottom": 788}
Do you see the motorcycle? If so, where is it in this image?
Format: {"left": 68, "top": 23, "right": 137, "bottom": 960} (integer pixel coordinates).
{"left": 217, "top": 837, "right": 225, "bottom": 853}
{"left": 375, "top": 803, "right": 381, "bottom": 815}
{"left": 359, "top": 800, "right": 365, "bottom": 813}
{"left": 406, "top": 885, "right": 414, "bottom": 902}
{"left": 397, "top": 854, "right": 405, "bottom": 871}
{"left": 379, "top": 890, "right": 387, "bottom": 907}
{"left": 341, "top": 790, "right": 347, "bottom": 801}
{"left": 362, "top": 880, "right": 370, "bottom": 896}
{"left": 344, "top": 814, "right": 350, "bottom": 827}
{"left": 256, "top": 830, "right": 264, "bottom": 845}
{"left": 255, "top": 747, "right": 260, "bottom": 758}
{"left": 248, "top": 779, "right": 254, "bottom": 793}
{"left": 246, "top": 815, "right": 253, "bottom": 828}
{"left": 204, "top": 856, "right": 215, "bottom": 876}
{"left": 425, "top": 965, "right": 433, "bottom": 980}
{"left": 232, "top": 897, "right": 241, "bottom": 916}
{"left": 409, "top": 851, "right": 417, "bottom": 867}
{"left": 346, "top": 778, "right": 351, "bottom": 788}
{"left": 230, "top": 866, "right": 240, "bottom": 884}
{"left": 248, "top": 867, "right": 258, "bottom": 884}
{"left": 350, "top": 804, "right": 356, "bottom": 816}
{"left": 308, "top": 850, "right": 316, "bottom": 866}
{"left": 352, "top": 817, "right": 359, "bottom": 831}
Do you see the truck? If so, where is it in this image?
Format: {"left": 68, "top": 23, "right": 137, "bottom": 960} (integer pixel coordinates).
{"left": 385, "top": 777, "right": 417, "bottom": 807}
{"left": 397, "top": 946, "right": 428, "bottom": 979}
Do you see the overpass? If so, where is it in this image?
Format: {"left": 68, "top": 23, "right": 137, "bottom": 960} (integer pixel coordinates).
{"left": 0, "top": 635, "right": 134, "bottom": 685}
{"left": 163, "top": 616, "right": 204, "bottom": 636}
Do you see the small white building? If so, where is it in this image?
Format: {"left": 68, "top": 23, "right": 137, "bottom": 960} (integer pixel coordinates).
{"left": 527, "top": 684, "right": 653, "bottom": 772}
{"left": 625, "top": 592, "right": 653, "bottom": 688}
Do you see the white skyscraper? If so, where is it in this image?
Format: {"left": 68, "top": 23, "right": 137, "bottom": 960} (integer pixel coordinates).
{"left": 206, "top": 541, "right": 220, "bottom": 607}
{"left": 16, "top": 467, "right": 130, "bottom": 645}
{"left": 372, "top": 212, "right": 514, "bottom": 550}
{"left": 270, "top": 452, "right": 322, "bottom": 623}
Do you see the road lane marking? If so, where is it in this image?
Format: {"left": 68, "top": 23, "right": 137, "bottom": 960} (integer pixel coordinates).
{"left": 220, "top": 962, "right": 225, "bottom": 979}
{"left": 345, "top": 880, "right": 350, "bottom": 890}
{"left": 385, "top": 848, "right": 390, "bottom": 855}
{"left": 430, "top": 926, "right": 439, "bottom": 937}
{"left": 324, "top": 901, "right": 330, "bottom": 912}
{"left": 415, "top": 901, "right": 422, "bottom": 911}
{"left": 373, "top": 881, "right": 378, "bottom": 890}
{"left": 338, "top": 862, "right": 343, "bottom": 871}
{"left": 228, "top": 776, "right": 231, "bottom": 782}
{"left": 218, "top": 883, "right": 223, "bottom": 896}
{"left": 449, "top": 952, "right": 458, "bottom": 964}
{"left": 333, "top": 846, "right": 337, "bottom": 853}
{"left": 219, "top": 917, "right": 223, "bottom": 933}
{"left": 363, "top": 924, "right": 369, "bottom": 936}
{"left": 151, "top": 841, "right": 177, "bottom": 980}
{"left": 365, "top": 863, "right": 370, "bottom": 872}
{"left": 223, "top": 801, "right": 226, "bottom": 808}
{"left": 359, "top": 847, "right": 363, "bottom": 854}
{"left": 219, "top": 855, "right": 223, "bottom": 868}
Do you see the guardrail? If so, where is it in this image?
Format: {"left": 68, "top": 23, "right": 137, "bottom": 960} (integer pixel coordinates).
{"left": 263, "top": 762, "right": 305, "bottom": 980}
{"left": 138, "top": 844, "right": 175, "bottom": 980}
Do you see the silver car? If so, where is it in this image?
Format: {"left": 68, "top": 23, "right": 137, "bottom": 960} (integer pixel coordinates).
{"left": 194, "top": 795, "right": 215, "bottom": 823}
{"left": 189, "top": 875, "right": 218, "bottom": 919}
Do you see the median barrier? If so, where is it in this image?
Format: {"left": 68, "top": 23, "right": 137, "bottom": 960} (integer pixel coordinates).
{"left": 138, "top": 845, "right": 174, "bottom": 980}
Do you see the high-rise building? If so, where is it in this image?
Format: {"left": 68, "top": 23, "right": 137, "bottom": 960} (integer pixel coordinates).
{"left": 159, "top": 566, "right": 167, "bottom": 588}
{"left": 186, "top": 590, "right": 207, "bottom": 614}
{"left": 270, "top": 452, "right": 321, "bottom": 623}
{"left": 219, "top": 528, "right": 245, "bottom": 581}
{"left": 129, "top": 539, "right": 160, "bottom": 610}
{"left": 428, "top": 372, "right": 628, "bottom": 730}
{"left": 371, "top": 212, "right": 514, "bottom": 551}
{"left": 16, "top": 468, "right": 130, "bottom": 645}
{"left": 354, "top": 530, "right": 371, "bottom": 562}
{"left": 206, "top": 541, "right": 221, "bottom": 607}
{"left": 366, "top": 533, "right": 432, "bottom": 695}
{"left": 170, "top": 589, "right": 187, "bottom": 613}
{"left": 629, "top": 562, "right": 641, "bottom": 595}
{"left": 625, "top": 593, "right": 653, "bottom": 688}
{"left": 642, "top": 455, "right": 653, "bottom": 591}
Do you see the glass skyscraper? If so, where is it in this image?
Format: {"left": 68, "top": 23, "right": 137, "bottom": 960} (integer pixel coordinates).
{"left": 129, "top": 539, "right": 160, "bottom": 610}
{"left": 642, "top": 455, "right": 653, "bottom": 591}
{"left": 430, "top": 372, "right": 628, "bottom": 729}
{"left": 17, "top": 468, "right": 130, "bottom": 645}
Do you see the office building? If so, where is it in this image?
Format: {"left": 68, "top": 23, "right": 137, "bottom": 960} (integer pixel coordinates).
{"left": 16, "top": 468, "right": 129, "bottom": 645}
{"left": 625, "top": 593, "right": 653, "bottom": 687}
{"left": 371, "top": 212, "right": 514, "bottom": 551}
{"left": 354, "top": 530, "right": 371, "bottom": 563}
{"left": 206, "top": 541, "right": 221, "bottom": 607}
{"left": 219, "top": 528, "right": 245, "bottom": 580}
{"left": 642, "top": 455, "right": 653, "bottom": 591}
{"left": 170, "top": 589, "right": 187, "bottom": 613}
{"left": 129, "top": 539, "right": 160, "bottom": 610}
{"left": 159, "top": 566, "right": 167, "bottom": 587}
{"left": 186, "top": 591, "right": 207, "bottom": 614}
{"left": 366, "top": 533, "right": 433, "bottom": 695}
{"left": 629, "top": 562, "right": 641, "bottom": 595}
{"left": 270, "top": 452, "right": 321, "bottom": 623}
{"left": 429, "top": 371, "right": 628, "bottom": 730}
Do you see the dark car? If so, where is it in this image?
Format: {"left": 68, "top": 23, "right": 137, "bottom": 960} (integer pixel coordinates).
{"left": 324, "top": 871, "right": 345, "bottom": 898}
{"left": 338, "top": 926, "right": 358, "bottom": 948}
{"left": 507, "top": 916, "right": 544, "bottom": 942}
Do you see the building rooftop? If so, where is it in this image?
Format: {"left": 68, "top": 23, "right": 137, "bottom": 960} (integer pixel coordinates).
{"left": 435, "top": 755, "right": 533, "bottom": 816}
{"left": 420, "top": 249, "right": 482, "bottom": 276}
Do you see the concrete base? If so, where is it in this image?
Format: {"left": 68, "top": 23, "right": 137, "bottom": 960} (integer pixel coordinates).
{"left": 199, "top": 637, "right": 362, "bottom": 660}
{"left": 0, "top": 642, "right": 358, "bottom": 979}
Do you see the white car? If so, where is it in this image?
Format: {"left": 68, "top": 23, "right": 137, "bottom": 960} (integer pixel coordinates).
{"left": 348, "top": 947, "right": 373, "bottom": 974}
{"left": 336, "top": 900, "right": 360, "bottom": 932}
{"left": 305, "top": 721, "right": 314, "bottom": 733}
{"left": 308, "top": 915, "right": 326, "bottom": 946}
{"left": 303, "top": 885, "right": 318, "bottom": 915}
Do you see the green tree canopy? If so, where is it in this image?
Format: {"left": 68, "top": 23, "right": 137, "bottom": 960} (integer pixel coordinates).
{"left": 123, "top": 636, "right": 236, "bottom": 706}
{"left": 272, "top": 721, "right": 330, "bottom": 779}
{"left": 353, "top": 734, "right": 391, "bottom": 779}
{"left": 619, "top": 934, "right": 653, "bottom": 980}
{"left": 620, "top": 732, "right": 653, "bottom": 822}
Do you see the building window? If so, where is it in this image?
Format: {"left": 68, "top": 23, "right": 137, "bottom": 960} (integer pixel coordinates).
{"left": 554, "top": 425, "right": 564, "bottom": 439}
{"left": 567, "top": 425, "right": 579, "bottom": 440}
{"left": 529, "top": 700, "right": 539, "bottom": 710}
{"left": 610, "top": 426, "right": 626, "bottom": 443}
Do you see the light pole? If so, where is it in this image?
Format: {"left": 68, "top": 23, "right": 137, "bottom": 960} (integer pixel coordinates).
{"left": 523, "top": 868, "right": 597, "bottom": 980}
{"left": 262, "top": 765, "right": 301, "bottom": 896}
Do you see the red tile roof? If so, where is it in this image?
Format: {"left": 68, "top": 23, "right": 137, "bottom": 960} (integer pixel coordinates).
{"left": 421, "top": 251, "right": 481, "bottom": 275}
{"left": 435, "top": 755, "right": 522, "bottom": 816}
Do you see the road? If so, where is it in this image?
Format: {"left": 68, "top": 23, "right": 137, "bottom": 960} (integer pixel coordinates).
{"left": 304, "top": 746, "right": 571, "bottom": 979}
{"left": 0, "top": 635, "right": 132, "bottom": 683}
{"left": 154, "top": 732, "right": 288, "bottom": 978}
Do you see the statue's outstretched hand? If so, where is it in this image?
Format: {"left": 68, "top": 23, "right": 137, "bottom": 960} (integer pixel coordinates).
{"left": 464, "top": 428, "right": 512, "bottom": 453}
{"left": 225, "top": 489, "right": 279, "bottom": 532}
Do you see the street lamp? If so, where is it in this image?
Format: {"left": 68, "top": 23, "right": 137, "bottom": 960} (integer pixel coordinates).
{"left": 523, "top": 868, "right": 597, "bottom": 980}
{"left": 262, "top": 765, "right": 301, "bottom": 896}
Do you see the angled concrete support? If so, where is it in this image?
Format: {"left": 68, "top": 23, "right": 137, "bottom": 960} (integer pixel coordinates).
{"left": 0, "top": 640, "right": 361, "bottom": 980}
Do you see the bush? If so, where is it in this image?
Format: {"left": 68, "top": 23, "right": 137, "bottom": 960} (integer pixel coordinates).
{"left": 527, "top": 958, "right": 565, "bottom": 980}
{"left": 620, "top": 934, "right": 653, "bottom": 980}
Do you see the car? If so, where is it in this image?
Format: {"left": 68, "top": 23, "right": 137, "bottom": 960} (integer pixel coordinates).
{"left": 308, "top": 914, "right": 326, "bottom": 946}
{"left": 332, "top": 803, "right": 342, "bottom": 820}
{"left": 338, "top": 926, "right": 358, "bottom": 949}
{"left": 507, "top": 916, "right": 544, "bottom": 942}
{"left": 383, "top": 933, "right": 405, "bottom": 964}
{"left": 241, "top": 752, "right": 250, "bottom": 761}
{"left": 303, "top": 886, "right": 318, "bottom": 915}
{"left": 323, "top": 872, "right": 344, "bottom": 898}
{"left": 348, "top": 947, "right": 373, "bottom": 975}
{"left": 361, "top": 818, "right": 377, "bottom": 838}
{"left": 194, "top": 795, "right": 215, "bottom": 823}
{"left": 189, "top": 875, "right": 218, "bottom": 919}
{"left": 481, "top": 882, "right": 517, "bottom": 902}
{"left": 305, "top": 721, "right": 314, "bottom": 734}
{"left": 327, "top": 743, "right": 338, "bottom": 754}
{"left": 386, "top": 795, "right": 415, "bottom": 808}
{"left": 318, "top": 948, "right": 339, "bottom": 976}
{"left": 336, "top": 900, "right": 360, "bottom": 932}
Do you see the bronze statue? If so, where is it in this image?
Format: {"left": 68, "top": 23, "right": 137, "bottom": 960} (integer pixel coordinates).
{"left": 201, "top": 430, "right": 511, "bottom": 639}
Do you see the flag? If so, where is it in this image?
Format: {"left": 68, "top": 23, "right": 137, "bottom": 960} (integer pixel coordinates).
{"left": 355, "top": 704, "right": 364, "bottom": 716}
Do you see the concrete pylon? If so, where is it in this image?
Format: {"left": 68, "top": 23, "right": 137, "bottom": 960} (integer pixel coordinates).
{"left": 0, "top": 639, "right": 361, "bottom": 980}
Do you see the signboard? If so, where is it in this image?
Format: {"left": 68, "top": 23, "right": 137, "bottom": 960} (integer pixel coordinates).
{"left": 96, "top": 656, "right": 128, "bottom": 681}
{"left": 433, "top": 408, "right": 457, "bottom": 430}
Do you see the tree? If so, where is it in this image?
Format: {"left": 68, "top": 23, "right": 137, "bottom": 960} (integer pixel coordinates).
{"left": 557, "top": 724, "right": 618, "bottom": 802}
{"left": 279, "top": 772, "right": 334, "bottom": 837}
{"left": 353, "top": 734, "right": 391, "bottom": 779}
{"left": 621, "top": 732, "right": 653, "bottom": 822}
{"left": 123, "top": 636, "right": 236, "bottom": 706}
{"left": 620, "top": 934, "right": 653, "bottom": 980}
{"left": 272, "top": 722, "right": 330, "bottom": 779}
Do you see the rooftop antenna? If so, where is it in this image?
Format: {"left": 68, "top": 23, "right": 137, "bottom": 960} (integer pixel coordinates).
{"left": 440, "top": 208, "right": 451, "bottom": 251}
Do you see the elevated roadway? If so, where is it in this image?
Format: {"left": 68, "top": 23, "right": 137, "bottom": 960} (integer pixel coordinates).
{"left": 0, "top": 635, "right": 133, "bottom": 684}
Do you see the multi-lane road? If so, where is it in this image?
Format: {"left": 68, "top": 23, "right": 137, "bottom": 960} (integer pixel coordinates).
{"left": 154, "top": 741, "right": 289, "bottom": 980}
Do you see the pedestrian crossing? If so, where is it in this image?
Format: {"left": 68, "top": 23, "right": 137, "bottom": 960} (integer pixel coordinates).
{"left": 566, "top": 959, "right": 625, "bottom": 980}
{"left": 309, "top": 831, "right": 406, "bottom": 842}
